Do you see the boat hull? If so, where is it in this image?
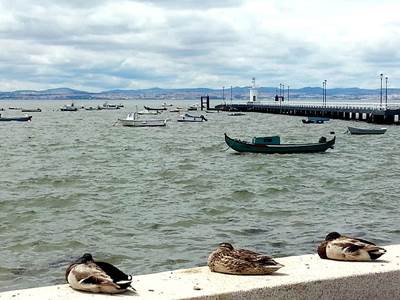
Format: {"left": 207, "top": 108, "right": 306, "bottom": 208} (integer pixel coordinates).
{"left": 224, "top": 133, "right": 335, "bottom": 154}
{"left": 348, "top": 127, "right": 386, "bottom": 135}
{"left": 119, "top": 119, "right": 167, "bottom": 127}
{"left": 0, "top": 116, "right": 32, "bottom": 122}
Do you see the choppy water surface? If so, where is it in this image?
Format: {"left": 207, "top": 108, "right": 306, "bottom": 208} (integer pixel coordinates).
{"left": 0, "top": 99, "right": 399, "bottom": 291}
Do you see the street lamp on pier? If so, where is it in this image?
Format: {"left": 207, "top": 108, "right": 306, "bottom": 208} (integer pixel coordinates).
{"left": 385, "top": 76, "right": 388, "bottom": 108}
{"left": 380, "top": 73, "right": 383, "bottom": 107}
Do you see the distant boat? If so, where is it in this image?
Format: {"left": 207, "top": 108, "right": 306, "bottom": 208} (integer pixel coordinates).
{"left": 347, "top": 126, "right": 387, "bottom": 135}
{"left": 224, "top": 133, "right": 335, "bottom": 154}
{"left": 302, "top": 117, "right": 330, "bottom": 124}
{"left": 101, "top": 102, "right": 122, "bottom": 110}
{"left": 187, "top": 105, "right": 198, "bottom": 111}
{"left": 118, "top": 112, "right": 168, "bottom": 127}
{"left": 228, "top": 112, "right": 246, "bottom": 116}
{"left": 0, "top": 114, "right": 32, "bottom": 122}
{"left": 8, "top": 107, "right": 22, "bottom": 110}
{"left": 61, "top": 103, "right": 78, "bottom": 111}
{"left": 144, "top": 105, "right": 167, "bottom": 111}
{"left": 85, "top": 106, "right": 100, "bottom": 111}
{"left": 177, "top": 113, "right": 207, "bottom": 122}
{"left": 137, "top": 109, "right": 160, "bottom": 115}
{"left": 21, "top": 108, "right": 42, "bottom": 113}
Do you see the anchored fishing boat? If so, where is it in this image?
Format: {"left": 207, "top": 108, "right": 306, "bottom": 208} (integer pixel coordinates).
{"left": 224, "top": 133, "right": 335, "bottom": 154}
{"left": 60, "top": 103, "right": 78, "bottom": 111}
{"left": 0, "top": 114, "right": 32, "bottom": 122}
{"left": 302, "top": 117, "right": 330, "bottom": 124}
{"left": 177, "top": 113, "right": 207, "bottom": 122}
{"left": 21, "top": 108, "right": 42, "bottom": 113}
{"left": 144, "top": 105, "right": 167, "bottom": 111}
{"left": 118, "top": 112, "right": 168, "bottom": 127}
{"left": 347, "top": 126, "right": 387, "bottom": 135}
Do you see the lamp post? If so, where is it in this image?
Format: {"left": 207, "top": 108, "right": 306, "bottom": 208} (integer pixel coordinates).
{"left": 324, "top": 80, "right": 327, "bottom": 107}
{"left": 385, "top": 76, "right": 388, "bottom": 108}
{"left": 287, "top": 85, "right": 290, "bottom": 102}
{"left": 322, "top": 81, "right": 325, "bottom": 106}
{"left": 222, "top": 86, "right": 225, "bottom": 104}
{"left": 380, "top": 73, "right": 383, "bottom": 107}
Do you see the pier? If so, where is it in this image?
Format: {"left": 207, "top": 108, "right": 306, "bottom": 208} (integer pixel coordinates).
{"left": 212, "top": 102, "right": 400, "bottom": 124}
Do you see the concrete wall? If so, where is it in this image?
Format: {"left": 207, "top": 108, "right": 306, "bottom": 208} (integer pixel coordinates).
{"left": 0, "top": 245, "right": 399, "bottom": 300}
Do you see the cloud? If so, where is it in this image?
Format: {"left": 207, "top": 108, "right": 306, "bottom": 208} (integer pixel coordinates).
{"left": 0, "top": 0, "right": 400, "bottom": 91}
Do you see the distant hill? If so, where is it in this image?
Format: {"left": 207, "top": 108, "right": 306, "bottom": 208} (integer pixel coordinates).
{"left": 0, "top": 86, "right": 399, "bottom": 100}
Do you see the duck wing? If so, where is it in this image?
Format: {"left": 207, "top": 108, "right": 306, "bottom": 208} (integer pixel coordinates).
{"left": 331, "top": 238, "right": 386, "bottom": 260}
{"left": 233, "top": 249, "right": 279, "bottom": 265}
{"left": 95, "top": 261, "right": 132, "bottom": 289}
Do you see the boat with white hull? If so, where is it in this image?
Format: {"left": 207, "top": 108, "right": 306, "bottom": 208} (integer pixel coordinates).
{"left": 118, "top": 112, "right": 167, "bottom": 127}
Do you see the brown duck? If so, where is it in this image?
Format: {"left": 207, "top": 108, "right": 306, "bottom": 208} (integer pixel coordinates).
{"left": 207, "top": 242, "right": 283, "bottom": 275}
{"left": 66, "top": 253, "right": 134, "bottom": 294}
{"left": 317, "top": 232, "right": 386, "bottom": 261}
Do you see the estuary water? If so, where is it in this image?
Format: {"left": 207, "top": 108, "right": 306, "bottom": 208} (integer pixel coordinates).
{"left": 0, "top": 99, "right": 399, "bottom": 292}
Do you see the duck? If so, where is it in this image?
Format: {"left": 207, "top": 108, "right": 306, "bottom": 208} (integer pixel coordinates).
{"left": 317, "top": 232, "right": 386, "bottom": 261}
{"left": 65, "top": 253, "right": 134, "bottom": 294}
{"left": 207, "top": 242, "right": 283, "bottom": 275}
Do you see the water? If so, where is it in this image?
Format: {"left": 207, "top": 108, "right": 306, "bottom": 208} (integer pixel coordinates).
{"left": 0, "top": 99, "right": 399, "bottom": 292}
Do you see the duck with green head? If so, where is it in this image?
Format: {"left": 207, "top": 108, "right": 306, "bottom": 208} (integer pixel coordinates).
{"left": 66, "top": 253, "right": 134, "bottom": 294}
{"left": 317, "top": 232, "right": 386, "bottom": 261}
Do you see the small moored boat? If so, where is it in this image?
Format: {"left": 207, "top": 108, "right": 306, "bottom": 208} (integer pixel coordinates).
{"left": 302, "top": 117, "right": 330, "bottom": 124}
{"left": 347, "top": 126, "right": 387, "bottom": 135}
{"left": 21, "top": 108, "right": 42, "bottom": 112}
{"left": 61, "top": 103, "right": 78, "bottom": 111}
{"left": 177, "top": 113, "right": 207, "bottom": 122}
{"left": 144, "top": 105, "right": 167, "bottom": 111}
{"left": 118, "top": 112, "right": 168, "bottom": 127}
{"left": 225, "top": 133, "right": 335, "bottom": 154}
{"left": 0, "top": 114, "right": 32, "bottom": 122}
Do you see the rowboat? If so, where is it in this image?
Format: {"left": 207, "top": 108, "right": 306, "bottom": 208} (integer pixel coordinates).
{"left": 347, "top": 126, "right": 387, "bottom": 135}
{"left": 118, "top": 112, "right": 168, "bottom": 127}
{"left": 61, "top": 103, "right": 78, "bottom": 111}
{"left": 224, "top": 133, "right": 335, "bottom": 154}
{"left": 228, "top": 112, "right": 246, "bottom": 116}
{"left": 0, "top": 114, "right": 32, "bottom": 122}
{"left": 177, "top": 113, "right": 207, "bottom": 122}
{"left": 100, "top": 102, "right": 123, "bottom": 110}
{"left": 144, "top": 105, "right": 167, "bottom": 111}
{"left": 302, "top": 117, "right": 330, "bottom": 124}
{"left": 21, "top": 108, "right": 42, "bottom": 112}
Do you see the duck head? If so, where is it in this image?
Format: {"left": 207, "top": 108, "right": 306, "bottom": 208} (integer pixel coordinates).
{"left": 75, "top": 253, "right": 94, "bottom": 264}
{"left": 218, "top": 242, "right": 234, "bottom": 251}
{"left": 325, "top": 232, "right": 341, "bottom": 241}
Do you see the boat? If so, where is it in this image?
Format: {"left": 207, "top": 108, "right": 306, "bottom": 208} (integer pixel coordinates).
{"left": 85, "top": 106, "right": 100, "bottom": 111}
{"left": 118, "top": 112, "right": 168, "bottom": 127}
{"left": 60, "top": 103, "right": 78, "bottom": 111}
{"left": 8, "top": 107, "right": 22, "bottom": 110}
{"left": 347, "top": 126, "right": 387, "bottom": 135}
{"left": 187, "top": 105, "right": 198, "bottom": 111}
{"left": 0, "top": 114, "right": 32, "bottom": 122}
{"left": 302, "top": 117, "right": 330, "bottom": 124}
{"left": 228, "top": 112, "right": 246, "bottom": 116}
{"left": 144, "top": 105, "right": 167, "bottom": 111}
{"left": 177, "top": 113, "right": 207, "bottom": 122}
{"left": 224, "top": 133, "right": 335, "bottom": 154}
{"left": 21, "top": 108, "right": 41, "bottom": 112}
{"left": 100, "top": 102, "right": 122, "bottom": 110}
{"left": 137, "top": 109, "right": 160, "bottom": 115}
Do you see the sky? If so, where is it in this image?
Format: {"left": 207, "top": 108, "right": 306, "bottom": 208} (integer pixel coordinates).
{"left": 0, "top": 0, "right": 399, "bottom": 91}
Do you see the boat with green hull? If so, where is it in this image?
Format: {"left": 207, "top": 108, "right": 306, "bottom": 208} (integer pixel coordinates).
{"left": 224, "top": 133, "right": 335, "bottom": 154}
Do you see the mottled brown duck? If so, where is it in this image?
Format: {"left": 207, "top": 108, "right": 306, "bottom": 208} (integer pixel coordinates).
{"left": 208, "top": 242, "right": 283, "bottom": 275}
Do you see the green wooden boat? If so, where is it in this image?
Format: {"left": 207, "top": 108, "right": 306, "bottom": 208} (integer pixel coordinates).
{"left": 224, "top": 133, "right": 335, "bottom": 154}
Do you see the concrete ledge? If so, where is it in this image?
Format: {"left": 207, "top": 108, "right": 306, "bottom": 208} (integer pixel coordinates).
{"left": 1, "top": 245, "right": 399, "bottom": 300}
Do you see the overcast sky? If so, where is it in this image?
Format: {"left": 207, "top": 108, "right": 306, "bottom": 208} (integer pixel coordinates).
{"left": 0, "top": 0, "right": 399, "bottom": 91}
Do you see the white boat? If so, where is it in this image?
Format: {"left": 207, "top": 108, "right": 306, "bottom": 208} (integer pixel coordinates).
{"left": 347, "top": 126, "right": 387, "bottom": 135}
{"left": 118, "top": 112, "right": 167, "bottom": 127}
{"left": 60, "top": 103, "right": 78, "bottom": 111}
{"left": 177, "top": 113, "right": 207, "bottom": 122}
{"left": 100, "top": 102, "right": 122, "bottom": 110}
{"left": 137, "top": 109, "right": 160, "bottom": 115}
